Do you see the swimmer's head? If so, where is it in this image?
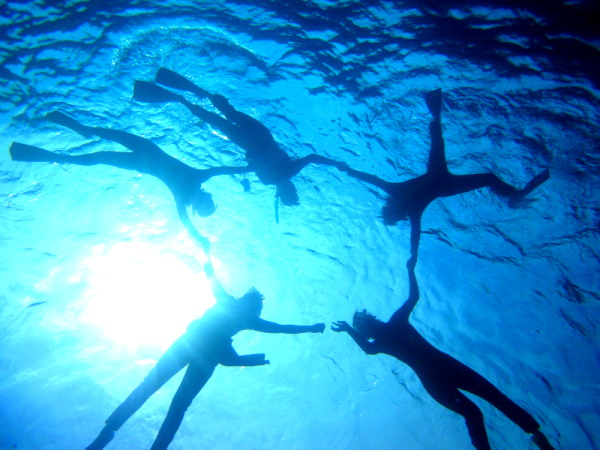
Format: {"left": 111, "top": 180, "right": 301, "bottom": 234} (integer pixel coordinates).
{"left": 381, "top": 196, "right": 409, "bottom": 225}
{"left": 276, "top": 179, "right": 300, "bottom": 206}
{"left": 189, "top": 189, "right": 216, "bottom": 217}
{"left": 238, "top": 288, "right": 264, "bottom": 317}
{"left": 352, "top": 309, "right": 381, "bottom": 339}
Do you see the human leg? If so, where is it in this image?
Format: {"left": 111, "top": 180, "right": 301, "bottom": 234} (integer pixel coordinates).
{"left": 424, "top": 89, "right": 446, "bottom": 174}
{"left": 442, "top": 173, "right": 519, "bottom": 197}
{"left": 47, "top": 111, "right": 93, "bottom": 137}
{"left": 423, "top": 382, "right": 491, "bottom": 450}
{"left": 47, "top": 110, "right": 166, "bottom": 160}
{"left": 10, "top": 142, "right": 141, "bottom": 171}
{"left": 455, "top": 367, "right": 553, "bottom": 448}
{"left": 87, "top": 126, "right": 163, "bottom": 157}
{"left": 150, "top": 363, "right": 216, "bottom": 449}
{"left": 426, "top": 120, "right": 448, "bottom": 174}
{"left": 86, "top": 339, "right": 190, "bottom": 449}
{"left": 424, "top": 88, "right": 442, "bottom": 121}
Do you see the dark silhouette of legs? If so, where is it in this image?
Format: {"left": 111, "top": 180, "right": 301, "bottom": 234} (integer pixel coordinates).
{"left": 442, "top": 173, "right": 519, "bottom": 197}
{"left": 423, "top": 382, "right": 491, "bottom": 450}
{"left": 150, "top": 363, "right": 215, "bottom": 449}
{"left": 421, "top": 358, "right": 553, "bottom": 450}
{"left": 47, "top": 111, "right": 165, "bottom": 159}
{"left": 10, "top": 142, "right": 140, "bottom": 170}
{"left": 442, "top": 169, "right": 549, "bottom": 200}
{"left": 87, "top": 339, "right": 190, "bottom": 449}
{"left": 133, "top": 80, "right": 251, "bottom": 144}
{"left": 454, "top": 365, "right": 541, "bottom": 433}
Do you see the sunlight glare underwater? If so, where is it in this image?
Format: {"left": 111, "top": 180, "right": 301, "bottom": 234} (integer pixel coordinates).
{"left": 79, "top": 241, "right": 214, "bottom": 350}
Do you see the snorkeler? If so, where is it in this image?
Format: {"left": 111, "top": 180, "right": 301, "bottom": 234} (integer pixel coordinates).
{"left": 133, "top": 68, "right": 343, "bottom": 213}
{"left": 9, "top": 112, "right": 252, "bottom": 252}
{"left": 331, "top": 259, "right": 554, "bottom": 450}
{"left": 336, "top": 89, "right": 549, "bottom": 261}
{"left": 87, "top": 260, "right": 325, "bottom": 449}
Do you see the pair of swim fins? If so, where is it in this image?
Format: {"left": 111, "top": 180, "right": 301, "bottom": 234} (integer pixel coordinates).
{"left": 133, "top": 68, "right": 209, "bottom": 104}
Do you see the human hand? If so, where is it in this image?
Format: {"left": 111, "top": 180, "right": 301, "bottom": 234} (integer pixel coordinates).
{"left": 312, "top": 323, "right": 326, "bottom": 333}
{"left": 331, "top": 321, "right": 351, "bottom": 333}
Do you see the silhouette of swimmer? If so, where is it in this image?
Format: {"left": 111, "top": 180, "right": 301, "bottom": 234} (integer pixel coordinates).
{"left": 331, "top": 260, "right": 554, "bottom": 450}
{"left": 133, "top": 68, "right": 342, "bottom": 209}
{"left": 9, "top": 112, "right": 251, "bottom": 252}
{"left": 337, "top": 89, "right": 549, "bottom": 261}
{"left": 87, "top": 260, "right": 325, "bottom": 449}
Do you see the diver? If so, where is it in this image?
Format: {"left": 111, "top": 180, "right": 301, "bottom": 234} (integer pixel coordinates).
{"left": 87, "top": 260, "right": 325, "bottom": 449}
{"left": 331, "top": 259, "right": 554, "bottom": 450}
{"left": 9, "top": 112, "right": 252, "bottom": 252}
{"left": 133, "top": 68, "right": 343, "bottom": 217}
{"left": 336, "top": 89, "right": 549, "bottom": 261}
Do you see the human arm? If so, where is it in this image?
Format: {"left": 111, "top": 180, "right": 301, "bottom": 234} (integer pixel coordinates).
{"left": 339, "top": 164, "right": 394, "bottom": 192}
{"left": 331, "top": 321, "right": 379, "bottom": 355}
{"left": 249, "top": 319, "right": 325, "bottom": 334}
{"left": 408, "top": 214, "right": 421, "bottom": 263}
{"left": 287, "top": 154, "right": 347, "bottom": 178}
{"left": 388, "top": 258, "right": 420, "bottom": 324}
{"left": 218, "top": 344, "right": 270, "bottom": 367}
{"left": 204, "top": 260, "right": 236, "bottom": 305}
{"left": 202, "top": 165, "right": 252, "bottom": 180}
{"left": 176, "top": 201, "right": 211, "bottom": 254}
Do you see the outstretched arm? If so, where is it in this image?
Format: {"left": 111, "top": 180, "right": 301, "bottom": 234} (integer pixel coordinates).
{"left": 250, "top": 319, "right": 325, "bottom": 334}
{"left": 176, "top": 201, "right": 211, "bottom": 254}
{"left": 218, "top": 345, "right": 270, "bottom": 367}
{"left": 201, "top": 165, "right": 252, "bottom": 180}
{"left": 339, "top": 164, "right": 393, "bottom": 192}
{"left": 389, "top": 258, "right": 420, "bottom": 324}
{"left": 409, "top": 214, "right": 422, "bottom": 263}
{"left": 287, "top": 154, "right": 347, "bottom": 178}
{"left": 331, "top": 321, "right": 378, "bottom": 355}
{"left": 204, "top": 261, "right": 236, "bottom": 304}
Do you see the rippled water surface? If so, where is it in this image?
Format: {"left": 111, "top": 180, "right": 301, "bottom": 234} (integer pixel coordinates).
{"left": 1, "top": 1, "right": 599, "bottom": 449}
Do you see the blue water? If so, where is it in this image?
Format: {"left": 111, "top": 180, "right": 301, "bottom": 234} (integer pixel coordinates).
{"left": 1, "top": 1, "right": 599, "bottom": 449}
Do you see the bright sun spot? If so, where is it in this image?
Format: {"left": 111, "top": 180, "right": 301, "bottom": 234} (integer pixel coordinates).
{"left": 79, "top": 241, "right": 216, "bottom": 350}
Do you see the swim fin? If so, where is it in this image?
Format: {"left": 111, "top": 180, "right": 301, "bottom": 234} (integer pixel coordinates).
{"left": 10, "top": 142, "right": 61, "bottom": 163}
{"left": 156, "top": 68, "right": 209, "bottom": 99}
{"left": 133, "top": 80, "right": 184, "bottom": 104}
{"left": 424, "top": 88, "right": 442, "bottom": 121}
{"left": 46, "top": 111, "right": 91, "bottom": 137}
